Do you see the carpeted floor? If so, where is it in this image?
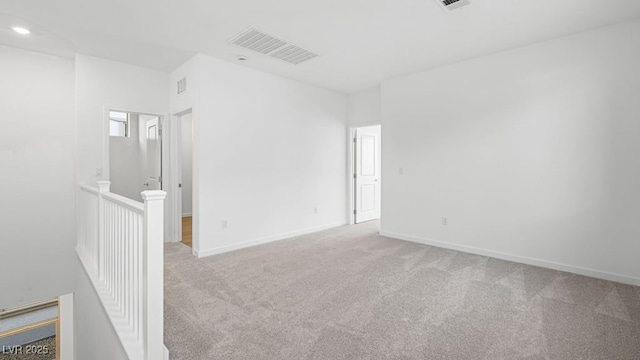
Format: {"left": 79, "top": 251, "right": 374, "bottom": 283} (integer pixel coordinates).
{"left": 164, "top": 221, "right": 640, "bottom": 359}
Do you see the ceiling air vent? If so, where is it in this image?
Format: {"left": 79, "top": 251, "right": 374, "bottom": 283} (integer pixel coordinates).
{"left": 177, "top": 77, "right": 187, "bottom": 94}
{"left": 229, "top": 28, "right": 319, "bottom": 65}
{"left": 435, "top": 0, "right": 471, "bottom": 11}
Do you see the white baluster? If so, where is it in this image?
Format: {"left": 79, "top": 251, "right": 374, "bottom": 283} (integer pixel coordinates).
{"left": 112, "top": 202, "right": 116, "bottom": 299}
{"left": 109, "top": 201, "right": 114, "bottom": 295}
{"left": 78, "top": 190, "right": 83, "bottom": 255}
{"left": 97, "top": 181, "right": 110, "bottom": 280}
{"left": 105, "top": 201, "right": 110, "bottom": 292}
{"left": 136, "top": 212, "right": 142, "bottom": 342}
{"left": 77, "top": 183, "right": 165, "bottom": 359}
{"left": 121, "top": 208, "right": 127, "bottom": 315}
{"left": 128, "top": 212, "right": 135, "bottom": 330}
{"left": 124, "top": 209, "right": 129, "bottom": 321}
{"left": 116, "top": 205, "right": 121, "bottom": 310}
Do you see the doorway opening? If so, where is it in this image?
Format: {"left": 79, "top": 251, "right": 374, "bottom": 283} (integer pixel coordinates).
{"left": 350, "top": 124, "right": 381, "bottom": 224}
{"left": 178, "top": 112, "right": 193, "bottom": 247}
{"left": 108, "top": 110, "right": 163, "bottom": 202}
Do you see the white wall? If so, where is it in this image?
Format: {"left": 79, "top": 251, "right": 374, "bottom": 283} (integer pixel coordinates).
{"left": 0, "top": 46, "right": 76, "bottom": 308}
{"left": 74, "top": 259, "right": 127, "bottom": 360}
{"left": 76, "top": 54, "right": 169, "bottom": 185}
{"left": 180, "top": 55, "right": 348, "bottom": 256}
{"left": 348, "top": 85, "right": 381, "bottom": 126}
{"left": 381, "top": 20, "right": 640, "bottom": 285}
{"left": 109, "top": 113, "right": 142, "bottom": 201}
{"left": 76, "top": 54, "right": 170, "bottom": 239}
{"left": 180, "top": 113, "right": 193, "bottom": 216}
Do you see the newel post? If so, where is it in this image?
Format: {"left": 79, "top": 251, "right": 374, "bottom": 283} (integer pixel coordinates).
{"left": 96, "top": 181, "right": 110, "bottom": 280}
{"left": 141, "top": 190, "right": 166, "bottom": 360}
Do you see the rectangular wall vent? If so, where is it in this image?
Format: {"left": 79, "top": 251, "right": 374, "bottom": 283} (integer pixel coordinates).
{"left": 177, "top": 77, "right": 187, "bottom": 94}
{"left": 229, "top": 28, "right": 319, "bottom": 65}
{"left": 435, "top": 0, "right": 471, "bottom": 11}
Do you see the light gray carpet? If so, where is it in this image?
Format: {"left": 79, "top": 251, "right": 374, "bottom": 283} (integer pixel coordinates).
{"left": 164, "top": 221, "right": 640, "bottom": 359}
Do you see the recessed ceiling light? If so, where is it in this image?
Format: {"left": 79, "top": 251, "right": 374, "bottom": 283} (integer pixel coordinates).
{"left": 237, "top": 55, "right": 247, "bottom": 62}
{"left": 12, "top": 27, "right": 31, "bottom": 35}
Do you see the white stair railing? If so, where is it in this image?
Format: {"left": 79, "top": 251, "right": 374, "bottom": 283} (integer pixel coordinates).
{"left": 77, "top": 181, "right": 166, "bottom": 360}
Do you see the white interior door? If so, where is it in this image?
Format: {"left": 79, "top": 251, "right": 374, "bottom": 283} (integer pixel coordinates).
{"left": 355, "top": 125, "right": 381, "bottom": 223}
{"left": 145, "top": 117, "right": 162, "bottom": 191}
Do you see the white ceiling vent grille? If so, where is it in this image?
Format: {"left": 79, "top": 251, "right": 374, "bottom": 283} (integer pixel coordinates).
{"left": 434, "top": 0, "right": 471, "bottom": 11}
{"left": 177, "top": 77, "right": 187, "bottom": 94}
{"left": 229, "top": 28, "right": 319, "bottom": 65}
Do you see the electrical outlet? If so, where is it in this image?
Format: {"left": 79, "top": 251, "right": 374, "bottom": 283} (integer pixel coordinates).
{"left": 398, "top": 167, "right": 404, "bottom": 175}
{"left": 95, "top": 167, "right": 103, "bottom": 177}
{"left": 442, "top": 217, "right": 448, "bottom": 226}
{"left": 221, "top": 220, "right": 228, "bottom": 229}
{"left": 314, "top": 207, "right": 318, "bottom": 214}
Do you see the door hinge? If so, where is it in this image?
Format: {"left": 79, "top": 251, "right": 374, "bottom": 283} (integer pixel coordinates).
{"left": 158, "top": 175, "right": 163, "bottom": 183}
{"left": 353, "top": 174, "right": 356, "bottom": 179}
{"left": 159, "top": 129, "right": 163, "bottom": 136}
{"left": 353, "top": 138, "right": 356, "bottom": 143}
{"left": 354, "top": 210, "right": 357, "bottom": 215}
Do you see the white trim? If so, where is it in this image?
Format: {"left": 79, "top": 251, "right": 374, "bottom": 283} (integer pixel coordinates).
{"left": 160, "top": 114, "right": 171, "bottom": 243}
{"left": 168, "top": 113, "right": 181, "bottom": 244}
{"left": 102, "top": 106, "right": 171, "bottom": 242}
{"left": 195, "top": 222, "right": 346, "bottom": 258}
{"left": 380, "top": 230, "right": 640, "bottom": 286}
{"left": 181, "top": 213, "right": 192, "bottom": 217}
{"left": 347, "top": 127, "right": 356, "bottom": 225}
{"left": 175, "top": 113, "right": 183, "bottom": 244}
{"left": 168, "top": 110, "right": 195, "bottom": 245}
{"left": 348, "top": 123, "right": 382, "bottom": 225}
{"left": 59, "top": 293, "right": 74, "bottom": 360}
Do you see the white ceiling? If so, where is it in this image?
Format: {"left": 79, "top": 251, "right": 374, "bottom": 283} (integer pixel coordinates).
{"left": 1, "top": 0, "right": 640, "bottom": 93}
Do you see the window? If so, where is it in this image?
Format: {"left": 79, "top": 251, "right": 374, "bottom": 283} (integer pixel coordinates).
{"left": 109, "top": 111, "right": 129, "bottom": 137}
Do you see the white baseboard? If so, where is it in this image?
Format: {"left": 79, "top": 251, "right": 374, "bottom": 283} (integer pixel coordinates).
{"left": 164, "top": 344, "right": 169, "bottom": 360}
{"left": 380, "top": 230, "right": 640, "bottom": 286}
{"left": 195, "top": 222, "right": 346, "bottom": 258}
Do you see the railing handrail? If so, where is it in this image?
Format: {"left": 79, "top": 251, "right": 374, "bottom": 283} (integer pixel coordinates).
{"left": 76, "top": 181, "right": 166, "bottom": 360}
{"left": 80, "top": 183, "right": 145, "bottom": 213}
{"left": 102, "top": 191, "right": 144, "bottom": 213}
{"left": 0, "top": 299, "right": 58, "bottom": 320}
{"left": 79, "top": 183, "right": 99, "bottom": 194}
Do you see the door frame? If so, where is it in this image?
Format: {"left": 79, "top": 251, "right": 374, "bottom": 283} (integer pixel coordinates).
{"left": 348, "top": 122, "right": 382, "bottom": 225}
{"left": 102, "top": 106, "right": 165, "bottom": 186}
{"left": 168, "top": 108, "right": 197, "bottom": 250}
{"left": 103, "top": 105, "right": 169, "bottom": 239}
